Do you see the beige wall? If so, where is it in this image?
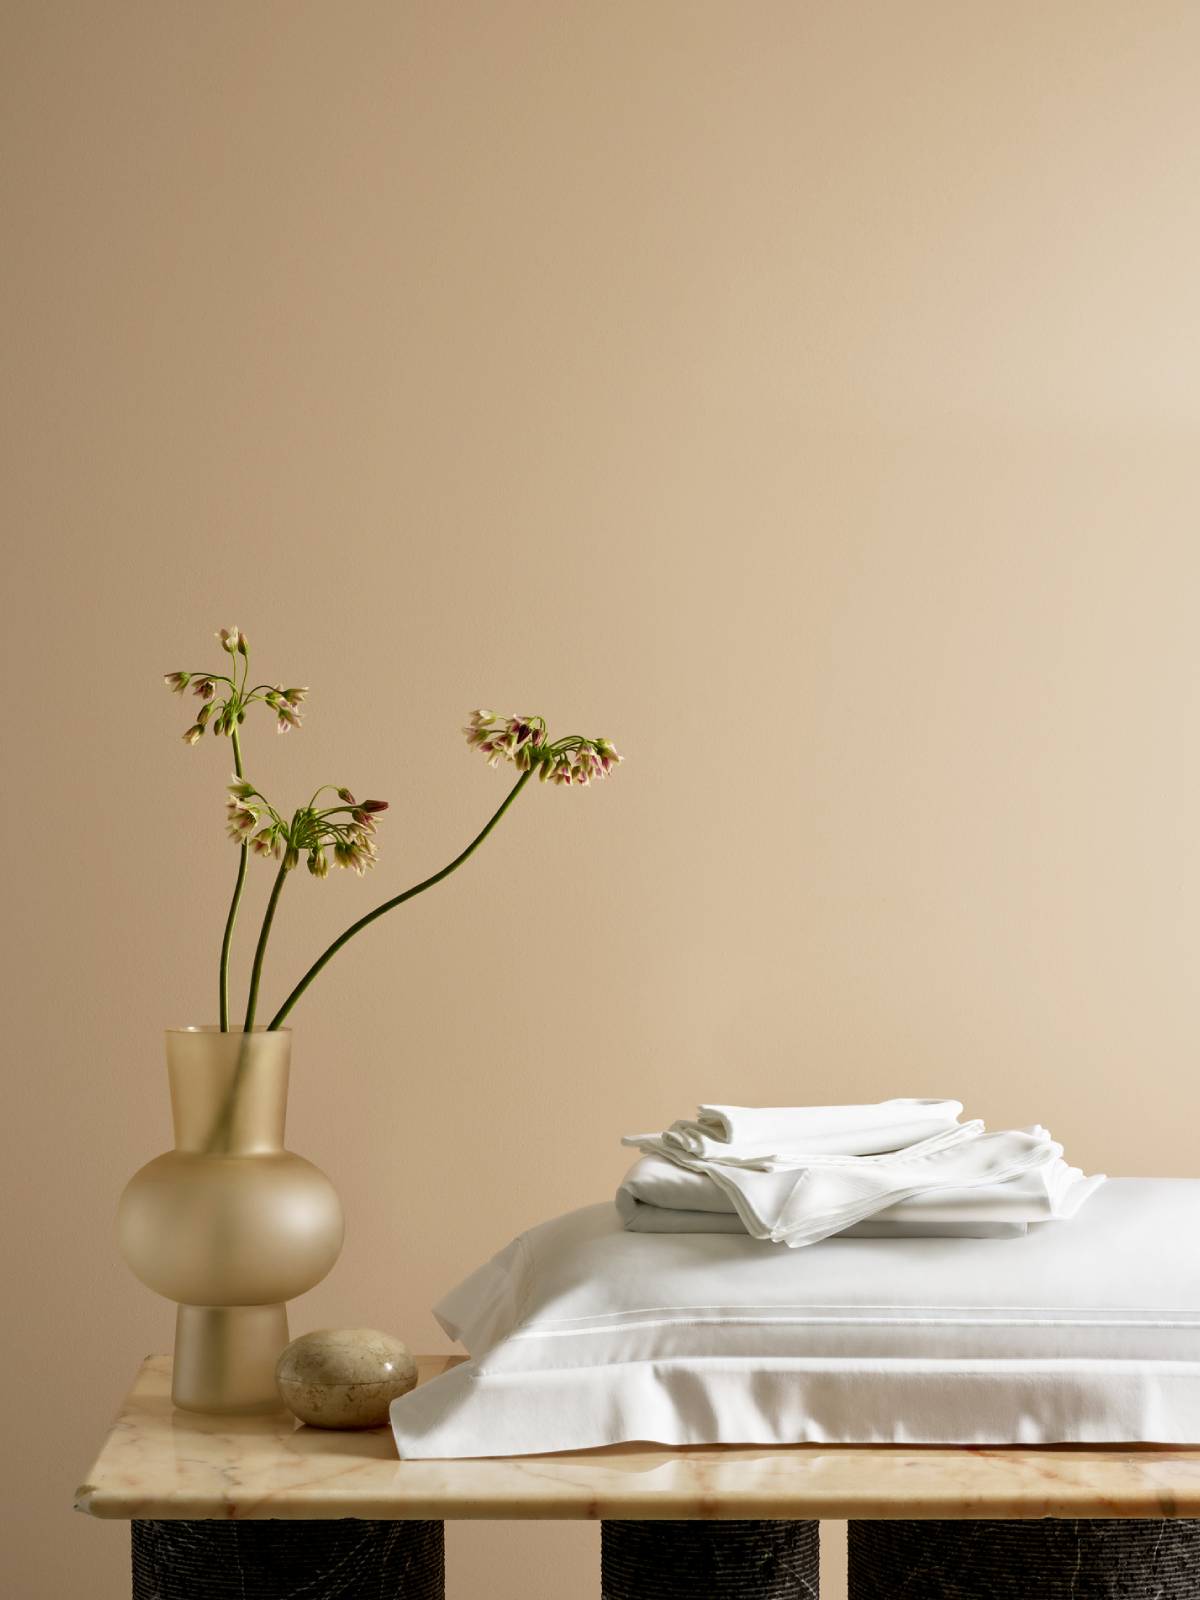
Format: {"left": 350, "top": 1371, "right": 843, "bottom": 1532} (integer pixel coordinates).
{"left": 5, "top": 2, "right": 1200, "bottom": 1595}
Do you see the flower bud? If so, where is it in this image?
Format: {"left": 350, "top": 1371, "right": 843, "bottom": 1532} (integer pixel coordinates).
{"left": 359, "top": 799, "right": 388, "bottom": 813}
{"left": 283, "top": 845, "right": 300, "bottom": 871}
{"left": 337, "top": 787, "right": 356, "bottom": 804}
{"left": 164, "top": 671, "right": 190, "bottom": 693}
{"left": 181, "top": 724, "right": 203, "bottom": 745}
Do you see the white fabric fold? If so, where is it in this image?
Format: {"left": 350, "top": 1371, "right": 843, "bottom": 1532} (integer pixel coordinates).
{"left": 616, "top": 1149, "right": 1105, "bottom": 1240}
{"left": 621, "top": 1104, "right": 1104, "bottom": 1247}
{"left": 662, "top": 1098, "right": 964, "bottom": 1162}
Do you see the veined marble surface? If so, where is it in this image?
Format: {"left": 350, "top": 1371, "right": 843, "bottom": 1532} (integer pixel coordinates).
{"left": 75, "top": 1355, "right": 1200, "bottom": 1522}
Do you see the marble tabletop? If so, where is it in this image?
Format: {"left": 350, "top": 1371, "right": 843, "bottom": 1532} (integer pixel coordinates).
{"left": 75, "top": 1355, "right": 1200, "bottom": 1522}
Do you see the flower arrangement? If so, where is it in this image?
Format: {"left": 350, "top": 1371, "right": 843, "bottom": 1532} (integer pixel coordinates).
{"left": 165, "top": 628, "right": 622, "bottom": 1033}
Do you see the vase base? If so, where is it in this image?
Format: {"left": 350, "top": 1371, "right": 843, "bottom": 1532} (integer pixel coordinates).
{"left": 173, "top": 1304, "right": 289, "bottom": 1414}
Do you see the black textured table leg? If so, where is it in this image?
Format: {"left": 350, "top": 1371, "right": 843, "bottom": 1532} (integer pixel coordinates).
{"left": 847, "top": 1518, "right": 1200, "bottom": 1599}
{"left": 131, "top": 1518, "right": 444, "bottom": 1599}
{"left": 601, "top": 1519, "right": 819, "bottom": 1599}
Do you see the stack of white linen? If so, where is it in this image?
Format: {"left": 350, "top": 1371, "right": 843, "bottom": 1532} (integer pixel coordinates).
{"left": 618, "top": 1099, "right": 1104, "bottom": 1247}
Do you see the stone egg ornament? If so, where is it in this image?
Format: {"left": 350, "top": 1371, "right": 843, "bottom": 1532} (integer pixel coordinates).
{"left": 276, "top": 1328, "right": 418, "bottom": 1428}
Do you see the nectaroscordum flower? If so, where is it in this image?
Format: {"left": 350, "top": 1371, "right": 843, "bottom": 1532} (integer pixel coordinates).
{"left": 463, "top": 710, "right": 622, "bottom": 787}
{"left": 261, "top": 686, "right": 305, "bottom": 733}
{"left": 333, "top": 835, "right": 376, "bottom": 875}
{"left": 225, "top": 774, "right": 388, "bottom": 879}
{"left": 226, "top": 798, "right": 258, "bottom": 841}
{"left": 163, "top": 634, "right": 621, "bottom": 1037}
{"left": 165, "top": 630, "right": 308, "bottom": 750}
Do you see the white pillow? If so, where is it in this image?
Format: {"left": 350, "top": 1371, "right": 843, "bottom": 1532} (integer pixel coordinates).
{"left": 390, "top": 1179, "right": 1200, "bottom": 1458}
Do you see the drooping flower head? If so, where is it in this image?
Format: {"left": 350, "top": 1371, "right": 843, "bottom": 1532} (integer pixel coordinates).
{"left": 225, "top": 773, "right": 389, "bottom": 880}
{"left": 463, "top": 711, "right": 622, "bottom": 788}
{"left": 164, "top": 628, "right": 307, "bottom": 749}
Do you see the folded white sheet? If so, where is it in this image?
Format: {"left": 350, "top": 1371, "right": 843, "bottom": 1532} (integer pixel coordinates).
{"left": 659, "top": 1098, "right": 965, "bottom": 1163}
{"left": 616, "top": 1150, "right": 1105, "bottom": 1240}
{"left": 623, "top": 1107, "right": 1100, "bottom": 1247}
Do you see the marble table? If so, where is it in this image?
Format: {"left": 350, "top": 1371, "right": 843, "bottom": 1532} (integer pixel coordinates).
{"left": 77, "top": 1355, "right": 1200, "bottom": 1598}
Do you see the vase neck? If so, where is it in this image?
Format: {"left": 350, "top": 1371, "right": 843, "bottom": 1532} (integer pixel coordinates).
{"left": 166, "top": 1030, "right": 290, "bottom": 1154}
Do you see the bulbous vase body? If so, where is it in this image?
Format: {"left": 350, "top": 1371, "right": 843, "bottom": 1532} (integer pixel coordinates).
{"left": 117, "top": 1028, "right": 343, "bottom": 1414}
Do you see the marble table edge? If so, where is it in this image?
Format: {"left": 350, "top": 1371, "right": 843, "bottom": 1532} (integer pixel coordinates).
{"left": 74, "top": 1355, "right": 1200, "bottom": 1523}
{"left": 75, "top": 1491, "right": 1200, "bottom": 1524}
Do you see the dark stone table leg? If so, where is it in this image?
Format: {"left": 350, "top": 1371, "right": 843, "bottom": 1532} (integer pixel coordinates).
{"left": 847, "top": 1518, "right": 1200, "bottom": 1598}
{"left": 131, "top": 1518, "right": 444, "bottom": 1599}
{"left": 601, "top": 1519, "right": 819, "bottom": 1599}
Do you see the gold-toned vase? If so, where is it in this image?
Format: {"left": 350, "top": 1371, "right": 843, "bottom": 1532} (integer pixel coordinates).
{"left": 117, "top": 1028, "right": 344, "bottom": 1414}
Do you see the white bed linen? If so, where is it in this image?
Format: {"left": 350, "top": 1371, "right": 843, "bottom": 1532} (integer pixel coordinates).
{"left": 622, "top": 1124, "right": 1065, "bottom": 1246}
{"left": 390, "top": 1180, "right": 1200, "bottom": 1458}
{"left": 615, "top": 1151, "right": 1104, "bottom": 1238}
{"left": 656, "top": 1098, "right": 965, "bottom": 1162}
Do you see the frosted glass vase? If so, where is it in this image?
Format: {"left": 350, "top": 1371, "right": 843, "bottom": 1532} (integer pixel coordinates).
{"left": 117, "top": 1028, "right": 344, "bottom": 1414}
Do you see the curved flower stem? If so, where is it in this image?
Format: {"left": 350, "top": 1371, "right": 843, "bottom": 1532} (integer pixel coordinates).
{"left": 218, "top": 726, "right": 248, "bottom": 1032}
{"left": 243, "top": 859, "right": 290, "bottom": 1032}
{"left": 267, "top": 769, "right": 532, "bottom": 1030}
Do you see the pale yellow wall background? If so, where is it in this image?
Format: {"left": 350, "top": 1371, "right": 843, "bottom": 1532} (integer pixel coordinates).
{"left": 5, "top": 2, "right": 1200, "bottom": 1595}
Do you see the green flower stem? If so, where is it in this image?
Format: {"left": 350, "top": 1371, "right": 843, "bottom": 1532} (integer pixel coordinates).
{"left": 267, "top": 768, "right": 533, "bottom": 1030}
{"left": 243, "top": 857, "right": 290, "bottom": 1032}
{"left": 218, "top": 726, "right": 248, "bottom": 1032}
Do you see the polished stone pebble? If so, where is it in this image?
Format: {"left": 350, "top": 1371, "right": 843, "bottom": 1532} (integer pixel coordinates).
{"left": 275, "top": 1328, "right": 418, "bottom": 1428}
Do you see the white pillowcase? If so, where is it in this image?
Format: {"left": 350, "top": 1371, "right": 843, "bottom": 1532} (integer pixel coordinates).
{"left": 390, "top": 1179, "right": 1200, "bottom": 1458}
